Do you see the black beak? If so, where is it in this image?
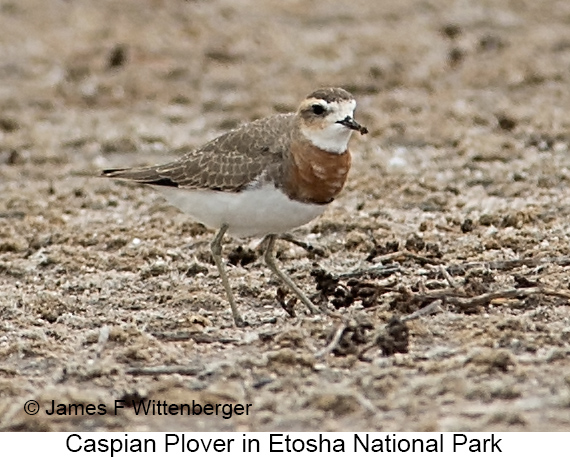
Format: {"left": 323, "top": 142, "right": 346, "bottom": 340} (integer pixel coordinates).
{"left": 336, "top": 116, "right": 368, "bottom": 135}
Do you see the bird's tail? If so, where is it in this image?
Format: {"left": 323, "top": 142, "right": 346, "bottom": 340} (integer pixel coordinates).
{"left": 101, "top": 167, "right": 179, "bottom": 187}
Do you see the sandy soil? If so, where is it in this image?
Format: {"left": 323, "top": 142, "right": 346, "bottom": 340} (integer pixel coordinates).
{"left": 1, "top": 0, "right": 570, "bottom": 432}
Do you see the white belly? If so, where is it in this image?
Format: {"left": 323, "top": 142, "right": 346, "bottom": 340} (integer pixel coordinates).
{"left": 154, "top": 185, "right": 326, "bottom": 237}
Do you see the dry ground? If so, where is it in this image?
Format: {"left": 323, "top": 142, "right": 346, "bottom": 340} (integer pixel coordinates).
{"left": 1, "top": 0, "right": 570, "bottom": 431}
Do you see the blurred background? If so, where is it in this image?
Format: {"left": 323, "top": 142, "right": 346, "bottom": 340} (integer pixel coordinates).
{"left": 1, "top": 0, "right": 570, "bottom": 432}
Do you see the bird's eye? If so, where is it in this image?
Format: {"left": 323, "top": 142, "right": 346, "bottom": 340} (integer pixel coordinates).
{"left": 311, "top": 104, "right": 326, "bottom": 115}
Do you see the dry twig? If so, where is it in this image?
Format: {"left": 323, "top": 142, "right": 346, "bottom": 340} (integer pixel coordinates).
{"left": 439, "top": 264, "right": 458, "bottom": 288}
{"left": 371, "top": 250, "right": 443, "bottom": 266}
{"left": 315, "top": 321, "right": 347, "bottom": 359}
{"left": 152, "top": 331, "right": 239, "bottom": 344}
{"left": 398, "top": 286, "right": 570, "bottom": 312}
{"left": 126, "top": 365, "right": 203, "bottom": 376}
{"left": 447, "top": 287, "right": 570, "bottom": 310}
{"left": 401, "top": 300, "right": 443, "bottom": 322}
{"left": 338, "top": 265, "right": 400, "bottom": 279}
{"left": 445, "top": 256, "right": 570, "bottom": 275}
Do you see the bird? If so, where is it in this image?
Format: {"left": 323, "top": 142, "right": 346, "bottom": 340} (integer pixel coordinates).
{"left": 102, "top": 87, "right": 368, "bottom": 326}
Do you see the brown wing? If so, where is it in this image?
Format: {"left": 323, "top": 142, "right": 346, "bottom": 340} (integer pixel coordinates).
{"left": 102, "top": 113, "right": 296, "bottom": 192}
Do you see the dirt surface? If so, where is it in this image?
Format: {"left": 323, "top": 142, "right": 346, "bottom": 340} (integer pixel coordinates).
{"left": 1, "top": 0, "right": 570, "bottom": 432}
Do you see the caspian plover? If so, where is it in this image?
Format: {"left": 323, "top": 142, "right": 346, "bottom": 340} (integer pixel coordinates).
{"left": 102, "top": 87, "right": 368, "bottom": 326}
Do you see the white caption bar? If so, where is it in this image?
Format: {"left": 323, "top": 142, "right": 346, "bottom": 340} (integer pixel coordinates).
{"left": 1, "top": 432, "right": 565, "bottom": 456}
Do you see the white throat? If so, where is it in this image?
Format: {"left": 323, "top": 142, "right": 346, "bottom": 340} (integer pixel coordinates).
{"left": 299, "top": 99, "right": 357, "bottom": 154}
{"left": 301, "top": 123, "right": 353, "bottom": 154}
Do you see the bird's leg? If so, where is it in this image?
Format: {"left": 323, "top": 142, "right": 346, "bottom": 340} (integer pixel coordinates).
{"left": 211, "top": 224, "right": 245, "bottom": 327}
{"left": 278, "top": 232, "right": 328, "bottom": 257}
{"left": 263, "top": 234, "right": 320, "bottom": 315}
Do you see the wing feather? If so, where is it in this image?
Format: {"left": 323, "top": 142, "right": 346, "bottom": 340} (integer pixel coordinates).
{"left": 102, "top": 113, "right": 296, "bottom": 192}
